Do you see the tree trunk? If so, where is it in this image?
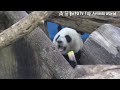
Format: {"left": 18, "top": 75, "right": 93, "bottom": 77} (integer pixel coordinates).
{"left": 0, "top": 12, "right": 17, "bottom": 79}
{"left": 80, "top": 24, "right": 120, "bottom": 65}
{"left": 3, "top": 11, "right": 54, "bottom": 79}
{"left": 75, "top": 65, "right": 120, "bottom": 79}
{"left": 4, "top": 11, "right": 75, "bottom": 79}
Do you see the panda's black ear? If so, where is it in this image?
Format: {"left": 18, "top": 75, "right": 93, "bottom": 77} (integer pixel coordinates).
{"left": 58, "top": 25, "right": 62, "bottom": 32}
{"left": 55, "top": 35, "right": 60, "bottom": 41}
{"left": 65, "top": 35, "right": 72, "bottom": 43}
{"left": 76, "top": 31, "right": 84, "bottom": 35}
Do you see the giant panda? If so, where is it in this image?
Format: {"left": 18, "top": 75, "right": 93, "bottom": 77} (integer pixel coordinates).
{"left": 53, "top": 27, "right": 83, "bottom": 68}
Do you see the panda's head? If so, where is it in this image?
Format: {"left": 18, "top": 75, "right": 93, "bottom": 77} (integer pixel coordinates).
{"left": 53, "top": 27, "right": 83, "bottom": 55}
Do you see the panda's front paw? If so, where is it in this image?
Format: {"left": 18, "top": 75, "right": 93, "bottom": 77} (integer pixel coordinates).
{"left": 68, "top": 61, "right": 77, "bottom": 68}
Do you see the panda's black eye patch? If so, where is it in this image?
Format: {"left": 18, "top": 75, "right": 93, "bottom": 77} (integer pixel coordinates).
{"left": 55, "top": 35, "right": 60, "bottom": 41}
{"left": 65, "top": 35, "right": 72, "bottom": 43}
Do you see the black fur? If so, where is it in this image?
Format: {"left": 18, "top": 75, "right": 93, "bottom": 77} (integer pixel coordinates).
{"left": 58, "top": 25, "right": 62, "bottom": 32}
{"left": 63, "top": 50, "right": 81, "bottom": 68}
{"left": 75, "top": 50, "right": 81, "bottom": 64}
{"left": 63, "top": 55, "right": 77, "bottom": 68}
{"left": 76, "top": 31, "right": 84, "bottom": 35}
{"left": 65, "top": 35, "right": 72, "bottom": 43}
{"left": 55, "top": 35, "right": 60, "bottom": 41}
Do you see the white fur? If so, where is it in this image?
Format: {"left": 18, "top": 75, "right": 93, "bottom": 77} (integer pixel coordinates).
{"left": 53, "top": 27, "right": 83, "bottom": 55}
